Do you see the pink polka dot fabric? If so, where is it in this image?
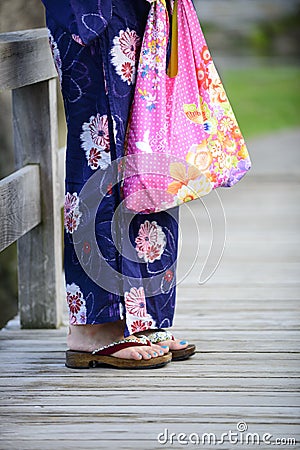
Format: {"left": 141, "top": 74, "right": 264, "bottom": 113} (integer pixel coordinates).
{"left": 123, "top": 0, "right": 251, "bottom": 214}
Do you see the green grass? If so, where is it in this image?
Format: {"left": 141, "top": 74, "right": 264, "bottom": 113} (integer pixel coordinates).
{"left": 221, "top": 66, "right": 300, "bottom": 138}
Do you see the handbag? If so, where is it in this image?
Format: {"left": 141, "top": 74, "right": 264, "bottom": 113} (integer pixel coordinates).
{"left": 122, "top": 0, "right": 251, "bottom": 213}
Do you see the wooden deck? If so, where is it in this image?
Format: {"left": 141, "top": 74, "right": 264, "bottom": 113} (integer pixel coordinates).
{"left": 1, "top": 133, "right": 300, "bottom": 449}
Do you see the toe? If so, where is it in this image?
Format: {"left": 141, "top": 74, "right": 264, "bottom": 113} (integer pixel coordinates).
{"left": 151, "top": 343, "right": 169, "bottom": 355}
{"left": 138, "top": 348, "right": 153, "bottom": 360}
{"left": 158, "top": 339, "right": 189, "bottom": 351}
{"left": 130, "top": 349, "right": 143, "bottom": 361}
{"left": 146, "top": 346, "right": 163, "bottom": 358}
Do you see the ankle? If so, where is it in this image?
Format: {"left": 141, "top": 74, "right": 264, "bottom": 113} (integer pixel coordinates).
{"left": 67, "top": 320, "right": 126, "bottom": 351}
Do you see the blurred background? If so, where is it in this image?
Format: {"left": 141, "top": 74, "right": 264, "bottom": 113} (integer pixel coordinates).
{"left": 0, "top": 0, "right": 299, "bottom": 328}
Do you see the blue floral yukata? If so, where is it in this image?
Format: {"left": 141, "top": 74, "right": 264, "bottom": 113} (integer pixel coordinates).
{"left": 41, "top": 0, "right": 179, "bottom": 336}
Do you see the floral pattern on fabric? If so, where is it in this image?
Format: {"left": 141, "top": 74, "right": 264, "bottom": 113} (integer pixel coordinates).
{"left": 135, "top": 220, "right": 166, "bottom": 263}
{"left": 164, "top": 270, "right": 174, "bottom": 283}
{"left": 139, "top": 3, "right": 167, "bottom": 86}
{"left": 124, "top": 286, "right": 148, "bottom": 317}
{"left": 66, "top": 283, "right": 87, "bottom": 324}
{"left": 183, "top": 44, "right": 251, "bottom": 188}
{"left": 64, "top": 192, "right": 82, "bottom": 234}
{"left": 80, "top": 114, "right": 111, "bottom": 170}
{"left": 137, "top": 2, "right": 167, "bottom": 109}
{"left": 175, "top": 178, "right": 212, "bottom": 203}
{"left": 71, "top": 34, "right": 86, "bottom": 46}
{"left": 167, "top": 161, "right": 212, "bottom": 205}
{"left": 125, "top": 286, "right": 155, "bottom": 334}
{"left": 138, "top": 89, "right": 158, "bottom": 111}
{"left": 48, "top": 31, "right": 62, "bottom": 85}
{"left": 111, "top": 29, "right": 141, "bottom": 85}
{"left": 130, "top": 319, "right": 154, "bottom": 333}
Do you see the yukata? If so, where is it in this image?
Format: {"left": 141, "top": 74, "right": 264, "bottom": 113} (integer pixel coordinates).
{"left": 41, "top": 0, "right": 179, "bottom": 336}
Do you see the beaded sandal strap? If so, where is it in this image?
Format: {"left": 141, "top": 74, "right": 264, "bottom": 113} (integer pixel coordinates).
{"left": 141, "top": 329, "right": 174, "bottom": 344}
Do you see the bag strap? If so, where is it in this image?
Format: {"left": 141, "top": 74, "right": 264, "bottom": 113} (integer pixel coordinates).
{"left": 167, "top": 0, "right": 178, "bottom": 78}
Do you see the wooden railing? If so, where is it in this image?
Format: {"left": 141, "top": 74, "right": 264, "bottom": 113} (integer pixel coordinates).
{"left": 0, "top": 28, "right": 65, "bottom": 329}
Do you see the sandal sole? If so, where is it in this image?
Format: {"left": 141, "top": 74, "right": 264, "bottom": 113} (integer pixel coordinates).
{"left": 65, "top": 350, "right": 172, "bottom": 369}
{"left": 171, "top": 344, "right": 196, "bottom": 361}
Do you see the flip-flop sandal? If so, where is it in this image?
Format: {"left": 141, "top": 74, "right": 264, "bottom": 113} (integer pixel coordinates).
{"left": 65, "top": 336, "right": 172, "bottom": 369}
{"left": 137, "top": 329, "right": 196, "bottom": 361}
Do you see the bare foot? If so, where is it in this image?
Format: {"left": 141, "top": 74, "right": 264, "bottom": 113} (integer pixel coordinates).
{"left": 67, "top": 320, "right": 169, "bottom": 361}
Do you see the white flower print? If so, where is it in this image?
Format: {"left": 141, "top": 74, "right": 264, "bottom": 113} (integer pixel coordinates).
{"left": 111, "top": 28, "right": 141, "bottom": 85}
{"left": 86, "top": 147, "right": 103, "bottom": 170}
{"left": 119, "top": 29, "right": 140, "bottom": 61}
{"left": 175, "top": 178, "right": 212, "bottom": 204}
{"left": 219, "top": 116, "right": 235, "bottom": 134}
{"left": 156, "top": 18, "right": 165, "bottom": 33}
{"left": 66, "top": 283, "right": 87, "bottom": 324}
{"left": 64, "top": 192, "right": 82, "bottom": 234}
{"left": 80, "top": 114, "right": 111, "bottom": 170}
{"left": 208, "top": 139, "right": 223, "bottom": 158}
{"left": 120, "top": 61, "right": 134, "bottom": 83}
{"left": 135, "top": 220, "right": 166, "bottom": 263}
{"left": 129, "top": 319, "right": 154, "bottom": 334}
{"left": 124, "top": 286, "right": 156, "bottom": 334}
{"left": 89, "top": 114, "right": 110, "bottom": 148}
{"left": 125, "top": 286, "right": 148, "bottom": 317}
{"left": 48, "top": 31, "right": 62, "bottom": 85}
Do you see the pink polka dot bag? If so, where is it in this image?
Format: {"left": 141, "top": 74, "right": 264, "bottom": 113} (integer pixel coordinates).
{"left": 123, "top": 0, "right": 251, "bottom": 213}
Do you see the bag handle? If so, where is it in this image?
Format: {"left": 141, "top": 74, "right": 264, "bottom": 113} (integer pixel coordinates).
{"left": 167, "top": 0, "right": 178, "bottom": 78}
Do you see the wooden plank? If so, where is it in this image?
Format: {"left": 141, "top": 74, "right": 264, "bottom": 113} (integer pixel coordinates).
{"left": 177, "top": 286, "right": 300, "bottom": 301}
{"left": 12, "top": 79, "right": 63, "bottom": 328}
{"left": 1, "top": 391, "right": 299, "bottom": 407}
{"left": 0, "top": 364, "right": 298, "bottom": 377}
{"left": 1, "top": 361, "right": 299, "bottom": 375}
{"left": 0, "top": 28, "right": 57, "bottom": 90}
{"left": 0, "top": 165, "right": 40, "bottom": 252}
{"left": 0, "top": 352, "right": 298, "bottom": 363}
{"left": 178, "top": 263, "right": 300, "bottom": 286}
{"left": 0, "top": 406, "right": 299, "bottom": 425}
{"left": 0, "top": 441, "right": 195, "bottom": 450}
{"left": 0, "top": 376, "right": 299, "bottom": 391}
{"left": 0, "top": 422, "right": 299, "bottom": 441}
{"left": 0, "top": 439, "right": 297, "bottom": 450}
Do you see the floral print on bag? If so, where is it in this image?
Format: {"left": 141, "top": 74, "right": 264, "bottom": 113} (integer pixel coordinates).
{"left": 124, "top": 0, "right": 251, "bottom": 213}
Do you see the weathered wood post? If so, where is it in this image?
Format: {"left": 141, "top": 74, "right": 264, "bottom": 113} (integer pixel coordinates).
{"left": 13, "top": 79, "right": 63, "bottom": 328}
{"left": 0, "top": 29, "right": 64, "bottom": 328}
